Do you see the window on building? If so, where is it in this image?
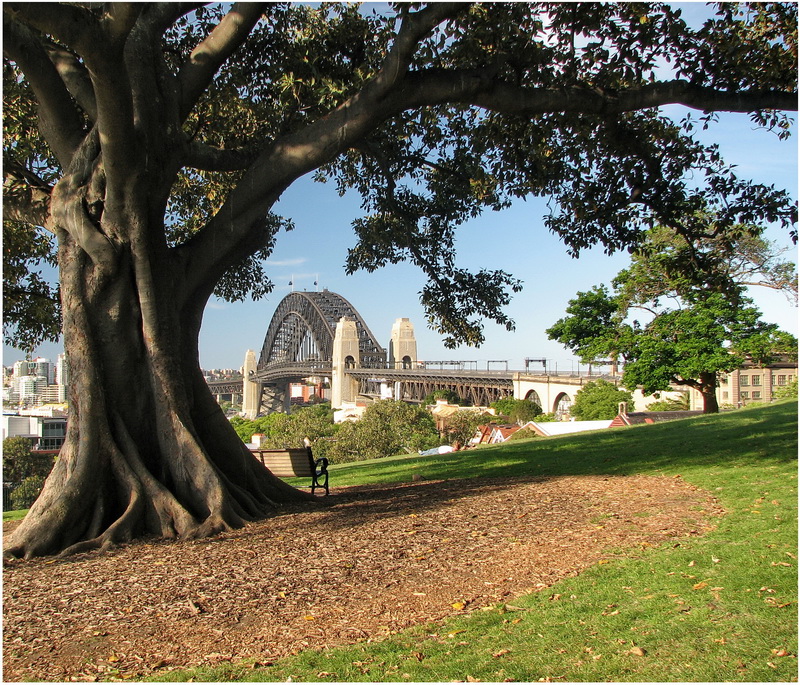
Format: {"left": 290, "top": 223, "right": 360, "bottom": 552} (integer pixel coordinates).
{"left": 722, "top": 391, "right": 729, "bottom": 400}
{"left": 752, "top": 391, "right": 761, "bottom": 400}
{"left": 776, "top": 375, "right": 787, "bottom": 385}
{"left": 751, "top": 375, "right": 761, "bottom": 386}
{"left": 740, "top": 391, "right": 749, "bottom": 399}
{"left": 739, "top": 376, "right": 749, "bottom": 386}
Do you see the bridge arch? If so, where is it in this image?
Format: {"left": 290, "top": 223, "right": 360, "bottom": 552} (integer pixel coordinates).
{"left": 524, "top": 389, "right": 542, "bottom": 409}
{"left": 554, "top": 392, "right": 572, "bottom": 418}
{"left": 258, "top": 290, "right": 386, "bottom": 370}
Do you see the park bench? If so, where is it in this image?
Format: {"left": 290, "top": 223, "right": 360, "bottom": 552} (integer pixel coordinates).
{"left": 251, "top": 448, "right": 329, "bottom": 495}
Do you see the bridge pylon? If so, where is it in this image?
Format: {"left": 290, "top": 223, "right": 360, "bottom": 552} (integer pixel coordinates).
{"left": 242, "top": 349, "right": 261, "bottom": 419}
{"left": 331, "top": 317, "right": 361, "bottom": 408}
{"left": 388, "top": 317, "right": 417, "bottom": 369}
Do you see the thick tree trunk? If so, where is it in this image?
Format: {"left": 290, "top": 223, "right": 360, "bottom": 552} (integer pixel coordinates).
{"left": 698, "top": 371, "right": 720, "bottom": 414}
{"left": 4, "top": 204, "right": 313, "bottom": 560}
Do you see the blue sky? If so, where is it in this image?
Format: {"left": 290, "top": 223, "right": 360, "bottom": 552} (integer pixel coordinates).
{"left": 5, "top": 110, "right": 797, "bottom": 372}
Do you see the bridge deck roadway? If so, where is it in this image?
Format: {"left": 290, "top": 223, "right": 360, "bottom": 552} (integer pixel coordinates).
{"left": 207, "top": 369, "right": 617, "bottom": 412}
{"left": 207, "top": 370, "right": 610, "bottom": 390}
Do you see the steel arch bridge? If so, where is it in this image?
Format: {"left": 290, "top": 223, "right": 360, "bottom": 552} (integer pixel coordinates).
{"left": 256, "top": 290, "right": 386, "bottom": 378}
{"left": 208, "top": 290, "right": 613, "bottom": 417}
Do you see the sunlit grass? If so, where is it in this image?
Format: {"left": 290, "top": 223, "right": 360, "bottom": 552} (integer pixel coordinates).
{"left": 156, "top": 401, "right": 797, "bottom": 682}
{"left": 2, "top": 509, "right": 28, "bottom": 522}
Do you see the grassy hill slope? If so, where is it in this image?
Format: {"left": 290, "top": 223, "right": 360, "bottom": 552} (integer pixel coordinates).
{"left": 161, "top": 401, "right": 798, "bottom": 682}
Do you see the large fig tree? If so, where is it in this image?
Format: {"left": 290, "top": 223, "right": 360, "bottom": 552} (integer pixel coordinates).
{"left": 3, "top": 2, "right": 796, "bottom": 557}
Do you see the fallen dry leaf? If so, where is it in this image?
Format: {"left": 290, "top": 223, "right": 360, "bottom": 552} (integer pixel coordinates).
{"left": 3, "top": 474, "right": 720, "bottom": 682}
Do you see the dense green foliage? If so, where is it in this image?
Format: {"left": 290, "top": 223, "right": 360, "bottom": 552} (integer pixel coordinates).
{"left": 158, "top": 401, "right": 798, "bottom": 683}
{"left": 231, "top": 401, "right": 440, "bottom": 464}
{"left": 2, "top": 437, "right": 55, "bottom": 483}
{"left": 230, "top": 405, "right": 336, "bottom": 448}
{"left": 772, "top": 379, "right": 798, "bottom": 399}
{"left": 441, "top": 410, "right": 491, "bottom": 447}
{"left": 326, "top": 401, "right": 440, "bottom": 463}
{"left": 548, "top": 222, "right": 797, "bottom": 412}
{"left": 10, "top": 475, "right": 46, "bottom": 511}
{"left": 491, "top": 397, "right": 544, "bottom": 423}
{"left": 571, "top": 379, "right": 633, "bottom": 420}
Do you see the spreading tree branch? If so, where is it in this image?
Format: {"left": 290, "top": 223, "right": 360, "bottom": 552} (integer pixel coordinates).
{"left": 141, "top": 3, "right": 205, "bottom": 38}
{"left": 4, "top": 3, "right": 102, "bottom": 57}
{"left": 370, "top": 3, "right": 467, "bottom": 96}
{"left": 175, "top": 5, "right": 797, "bottom": 310}
{"left": 177, "top": 3, "right": 267, "bottom": 122}
{"left": 42, "top": 40, "right": 97, "bottom": 121}
{"left": 3, "top": 14, "right": 85, "bottom": 166}
{"left": 6, "top": 3, "right": 143, "bottom": 196}
{"left": 183, "top": 140, "right": 261, "bottom": 172}
{"left": 392, "top": 71, "right": 798, "bottom": 115}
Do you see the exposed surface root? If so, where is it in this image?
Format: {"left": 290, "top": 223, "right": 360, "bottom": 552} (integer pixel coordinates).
{"left": 3, "top": 474, "right": 723, "bottom": 682}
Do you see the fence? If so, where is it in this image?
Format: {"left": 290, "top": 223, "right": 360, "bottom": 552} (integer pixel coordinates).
{"left": 3, "top": 482, "right": 20, "bottom": 512}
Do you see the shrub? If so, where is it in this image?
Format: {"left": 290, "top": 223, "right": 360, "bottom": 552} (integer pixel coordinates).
{"left": 444, "top": 411, "right": 492, "bottom": 446}
{"left": 327, "top": 400, "right": 439, "bottom": 463}
{"left": 3, "top": 437, "right": 56, "bottom": 483}
{"left": 572, "top": 379, "right": 633, "bottom": 420}
{"left": 773, "top": 379, "right": 798, "bottom": 399}
{"left": 10, "top": 475, "right": 45, "bottom": 510}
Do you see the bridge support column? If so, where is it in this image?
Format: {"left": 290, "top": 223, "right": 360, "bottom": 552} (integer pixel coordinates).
{"left": 389, "top": 318, "right": 417, "bottom": 369}
{"left": 332, "top": 317, "right": 361, "bottom": 408}
{"left": 242, "top": 349, "right": 261, "bottom": 419}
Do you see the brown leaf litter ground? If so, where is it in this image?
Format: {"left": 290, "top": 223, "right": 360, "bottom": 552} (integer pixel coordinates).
{"left": 3, "top": 474, "right": 723, "bottom": 682}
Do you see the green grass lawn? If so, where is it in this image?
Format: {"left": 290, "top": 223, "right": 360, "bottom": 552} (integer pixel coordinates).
{"left": 2, "top": 509, "right": 28, "bottom": 522}
{"left": 152, "top": 400, "right": 795, "bottom": 681}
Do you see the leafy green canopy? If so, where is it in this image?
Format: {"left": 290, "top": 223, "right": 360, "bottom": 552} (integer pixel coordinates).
{"left": 571, "top": 379, "right": 633, "bottom": 420}
{"left": 3, "top": 2, "right": 797, "bottom": 350}
{"left": 548, "top": 220, "right": 798, "bottom": 403}
{"left": 327, "top": 400, "right": 439, "bottom": 462}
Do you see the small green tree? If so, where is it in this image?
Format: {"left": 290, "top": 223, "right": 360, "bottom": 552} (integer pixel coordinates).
{"left": 443, "top": 411, "right": 491, "bottom": 447}
{"left": 773, "top": 379, "right": 799, "bottom": 400}
{"left": 548, "top": 220, "right": 797, "bottom": 414}
{"left": 229, "top": 414, "right": 292, "bottom": 444}
{"left": 490, "top": 397, "right": 542, "bottom": 423}
{"left": 572, "top": 380, "right": 633, "bottom": 420}
{"left": 10, "top": 476, "right": 46, "bottom": 511}
{"left": 280, "top": 405, "right": 337, "bottom": 449}
{"left": 327, "top": 401, "right": 438, "bottom": 463}
{"left": 2, "top": 437, "right": 55, "bottom": 483}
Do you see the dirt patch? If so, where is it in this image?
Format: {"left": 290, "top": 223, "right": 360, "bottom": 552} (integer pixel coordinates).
{"left": 3, "top": 474, "right": 722, "bottom": 682}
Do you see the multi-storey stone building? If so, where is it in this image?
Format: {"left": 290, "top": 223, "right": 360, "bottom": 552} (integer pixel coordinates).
{"left": 717, "top": 358, "right": 797, "bottom": 408}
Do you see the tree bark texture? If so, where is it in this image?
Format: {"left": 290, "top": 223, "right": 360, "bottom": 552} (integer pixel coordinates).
{"left": 5, "top": 187, "right": 313, "bottom": 560}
